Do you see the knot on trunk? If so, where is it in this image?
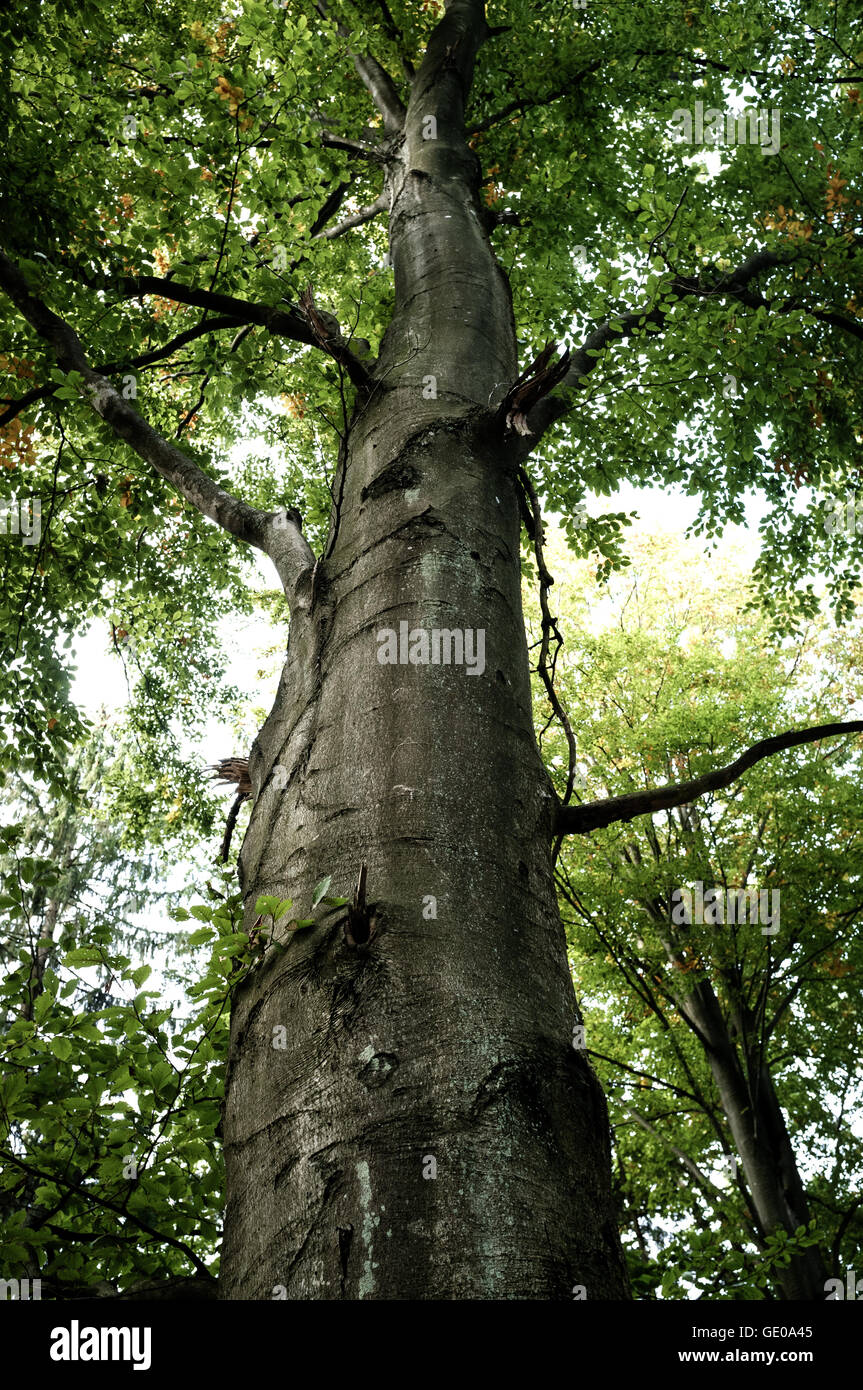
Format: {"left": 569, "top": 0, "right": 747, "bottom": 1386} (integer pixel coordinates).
{"left": 208, "top": 756, "right": 252, "bottom": 798}
{"left": 344, "top": 862, "right": 379, "bottom": 946}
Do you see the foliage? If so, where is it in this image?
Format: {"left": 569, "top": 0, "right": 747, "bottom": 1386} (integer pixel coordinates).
{"left": 533, "top": 531, "right": 863, "bottom": 1298}
{"left": 0, "top": 738, "right": 351, "bottom": 1296}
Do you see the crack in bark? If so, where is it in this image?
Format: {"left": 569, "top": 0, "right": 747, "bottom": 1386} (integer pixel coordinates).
{"left": 337, "top": 1223, "right": 354, "bottom": 1296}
{"left": 360, "top": 460, "right": 421, "bottom": 502}
{"left": 278, "top": 1166, "right": 343, "bottom": 1292}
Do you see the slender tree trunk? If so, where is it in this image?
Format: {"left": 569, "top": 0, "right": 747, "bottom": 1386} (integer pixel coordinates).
{"left": 21, "top": 811, "right": 73, "bottom": 1020}
{"left": 20, "top": 893, "right": 58, "bottom": 1021}
{"left": 219, "top": 5, "right": 630, "bottom": 1300}
{"left": 681, "top": 981, "right": 827, "bottom": 1299}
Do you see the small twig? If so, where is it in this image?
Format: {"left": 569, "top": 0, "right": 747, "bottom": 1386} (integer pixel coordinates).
{"left": 647, "top": 185, "right": 689, "bottom": 263}
{"left": 220, "top": 791, "right": 247, "bottom": 863}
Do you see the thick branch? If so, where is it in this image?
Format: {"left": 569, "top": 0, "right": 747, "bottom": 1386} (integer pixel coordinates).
{"left": 351, "top": 53, "right": 407, "bottom": 133}
{"left": 316, "top": 0, "right": 406, "bottom": 133}
{"left": 555, "top": 721, "right": 863, "bottom": 837}
{"left": 315, "top": 191, "right": 388, "bottom": 239}
{"left": 308, "top": 179, "right": 353, "bottom": 236}
{"left": 111, "top": 274, "right": 374, "bottom": 390}
{"left": 319, "top": 130, "right": 390, "bottom": 163}
{"left": 0, "top": 382, "right": 51, "bottom": 427}
{"left": 47, "top": 253, "right": 373, "bottom": 386}
{"left": 110, "top": 274, "right": 316, "bottom": 341}
{"left": 0, "top": 250, "right": 315, "bottom": 595}
{"left": 412, "top": 0, "right": 491, "bottom": 130}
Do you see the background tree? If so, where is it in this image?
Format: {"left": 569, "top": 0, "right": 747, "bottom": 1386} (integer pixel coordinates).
{"left": 540, "top": 532, "right": 863, "bottom": 1299}
{"left": 2, "top": 0, "right": 862, "bottom": 1298}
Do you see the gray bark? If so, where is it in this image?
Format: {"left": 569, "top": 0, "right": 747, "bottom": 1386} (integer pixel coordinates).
{"left": 677, "top": 976, "right": 827, "bottom": 1300}
{"left": 219, "top": 4, "right": 630, "bottom": 1300}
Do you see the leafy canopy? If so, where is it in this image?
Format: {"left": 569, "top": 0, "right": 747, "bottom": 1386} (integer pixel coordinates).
{"left": 2, "top": 0, "right": 862, "bottom": 798}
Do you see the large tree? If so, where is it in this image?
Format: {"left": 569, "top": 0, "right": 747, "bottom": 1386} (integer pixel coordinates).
{"left": 2, "top": 0, "right": 862, "bottom": 1299}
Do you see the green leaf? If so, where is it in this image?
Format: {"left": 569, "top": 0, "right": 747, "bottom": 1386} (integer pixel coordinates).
{"left": 311, "top": 875, "right": 332, "bottom": 909}
{"left": 63, "top": 947, "right": 105, "bottom": 967}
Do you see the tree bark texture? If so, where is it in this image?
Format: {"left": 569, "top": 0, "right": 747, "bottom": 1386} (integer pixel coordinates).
{"left": 220, "top": 5, "right": 630, "bottom": 1300}
{"left": 679, "top": 978, "right": 827, "bottom": 1300}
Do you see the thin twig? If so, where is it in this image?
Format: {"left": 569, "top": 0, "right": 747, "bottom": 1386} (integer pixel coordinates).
{"left": 518, "top": 466, "right": 577, "bottom": 864}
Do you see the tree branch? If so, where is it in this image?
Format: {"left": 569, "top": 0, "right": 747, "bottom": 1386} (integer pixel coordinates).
{"left": 316, "top": 0, "right": 407, "bottom": 133}
{"left": 101, "top": 316, "right": 247, "bottom": 373}
{"left": 0, "top": 382, "right": 52, "bottom": 427}
{"left": 0, "top": 1147, "right": 213, "bottom": 1279}
{"left": 0, "top": 317, "right": 247, "bottom": 426}
{"left": 626, "top": 1107, "right": 725, "bottom": 1197}
{"left": 315, "top": 191, "right": 388, "bottom": 239}
{"left": 308, "top": 179, "right": 353, "bottom": 236}
{"left": 32, "top": 1269, "right": 218, "bottom": 1300}
{"left": 555, "top": 721, "right": 863, "bottom": 837}
{"left": 368, "top": 0, "right": 415, "bottom": 79}
{"left": 352, "top": 54, "right": 407, "bottom": 133}
{"left": 522, "top": 248, "right": 863, "bottom": 447}
{"left": 469, "top": 62, "right": 603, "bottom": 135}
{"left": 412, "top": 0, "right": 491, "bottom": 122}
{"left": 0, "top": 250, "right": 315, "bottom": 596}
{"left": 109, "top": 274, "right": 374, "bottom": 390}
{"left": 319, "top": 130, "right": 390, "bottom": 163}
{"left": 517, "top": 466, "right": 578, "bottom": 865}
{"left": 831, "top": 1196, "right": 863, "bottom": 1273}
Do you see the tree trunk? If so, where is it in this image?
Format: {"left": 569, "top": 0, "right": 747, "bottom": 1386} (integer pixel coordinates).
{"left": 681, "top": 980, "right": 827, "bottom": 1299}
{"left": 219, "top": 4, "right": 630, "bottom": 1300}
